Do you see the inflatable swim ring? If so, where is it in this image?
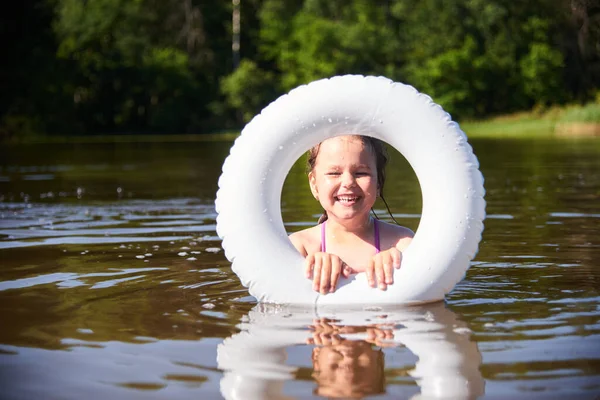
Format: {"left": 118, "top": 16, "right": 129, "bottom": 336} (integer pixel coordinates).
{"left": 215, "top": 75, "right": 485, "bottom": 305}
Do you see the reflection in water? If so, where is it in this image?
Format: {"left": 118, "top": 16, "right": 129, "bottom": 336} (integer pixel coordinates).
{"left": 218, "top": 302, "right": 484, "bottom": 399}
{"left": 309, "top": 322, "right": 388, "bottom": 398}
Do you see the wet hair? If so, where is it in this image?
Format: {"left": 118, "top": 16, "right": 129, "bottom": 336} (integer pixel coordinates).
{"left": 307, "top": 135, "right": 399, "bottom": 224}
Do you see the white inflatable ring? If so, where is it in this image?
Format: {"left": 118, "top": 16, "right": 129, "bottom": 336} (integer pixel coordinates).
{"left": 215, "top": 75, "right": 485, "bottom": 305}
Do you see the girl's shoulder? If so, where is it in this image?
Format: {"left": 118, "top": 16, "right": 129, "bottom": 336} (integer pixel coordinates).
{"left": 289, "top": 225, "right": 321, "bottom": 256}
{"left": 378, "top": 220, "right": 414, "bottom": 251}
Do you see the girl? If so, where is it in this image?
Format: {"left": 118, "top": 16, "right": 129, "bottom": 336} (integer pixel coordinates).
{"left": 289, "top": 135, "right": 414, "bottom": 295}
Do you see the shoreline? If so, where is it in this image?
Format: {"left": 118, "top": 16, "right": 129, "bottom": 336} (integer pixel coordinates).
{"left": 3, "top": 123, "right": 599, "bottom": 144}
{"left": 554, "top": 122, "right": 600, "bottom": 137}
{"left": 2, "top": 106, "right": 599, "bottom": 144}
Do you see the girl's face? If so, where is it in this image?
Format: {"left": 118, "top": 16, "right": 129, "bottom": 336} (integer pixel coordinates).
{"left": 312, "top": 342, "right": 383, "bottom": 397}
{"left": 309, "top": 136, "right": 378, "bottom": 223}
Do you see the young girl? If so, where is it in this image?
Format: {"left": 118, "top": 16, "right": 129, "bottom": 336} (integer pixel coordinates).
{"left": 289, "top": 135, "right": 414, "bottom": 295}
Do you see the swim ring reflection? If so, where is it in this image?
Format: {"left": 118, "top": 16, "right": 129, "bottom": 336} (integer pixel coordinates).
{"left": 217, "top": 302, "right": 485, "bottom": 399}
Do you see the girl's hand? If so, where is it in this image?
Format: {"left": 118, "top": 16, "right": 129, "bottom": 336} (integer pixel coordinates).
{"left": 366, "top": 247, "right": 402, "bottom": 290}
{"left": 305, "top": 252, "right": 354, "bottom": 294}
{"left": 306, "top": 319, "right": 397, "bottom": 347}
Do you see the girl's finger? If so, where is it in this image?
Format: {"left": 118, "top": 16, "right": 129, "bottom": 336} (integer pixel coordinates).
{"left": 312, "top": 256, "right": 322, "bottom": 291}
{"left": 342, "top": 264, "right": 351, "bottom": 278}
{"left": 392, "top": 248, "right": 402, "bottom": 269}
{"left": 330, "top": 256, "right": 342, "bottom": 292}
{"left": 331, "top": 335, "right": 342, "bottom": 346}
{"left": 384, "top": 253, "right": 394, "bottom": 285}
{"left": 319, "top": 255, "right": 331, "bottom": 294}
{"left": 366, "top": 259, "right": 376, "bottom": 288}
{"left": 342, "top": 262, "right": 356, "bottom": 278}
{"left": 319, "top": 332, "right": 331, "bottom": 346}
{"left": 366, "top": 328, "right": 376, "bottom": 341}
{"left": 313, "top": 334, "right": 323, "bottom": 346}
{"left": 375, "top": 258, "right": 386, "bottom": 290}
{"left": 305, "top": 254, "right": 315, "bottom": 279}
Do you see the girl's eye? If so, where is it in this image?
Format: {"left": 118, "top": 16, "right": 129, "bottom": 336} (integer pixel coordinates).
{"left": 326, "top": 172, "right": 341, "bottom": 176}
{"left": 355, "top": 172, "right": 369, "bottom": 176}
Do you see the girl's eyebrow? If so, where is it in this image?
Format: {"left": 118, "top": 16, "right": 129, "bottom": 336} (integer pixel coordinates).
{"left": 324, "top": 164, "right": 372, "bottom": 170}
{"left": 354, "top": 164, "right": 372, "bottom": 169}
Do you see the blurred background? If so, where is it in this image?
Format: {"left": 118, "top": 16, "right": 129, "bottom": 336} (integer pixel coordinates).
{"left": 1, "top": 0, "right": 599, "bottom": 142}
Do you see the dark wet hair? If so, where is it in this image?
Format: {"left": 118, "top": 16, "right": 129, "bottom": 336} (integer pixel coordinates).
{"left": 307, "top": 135, "right": 399, "bottom": 224}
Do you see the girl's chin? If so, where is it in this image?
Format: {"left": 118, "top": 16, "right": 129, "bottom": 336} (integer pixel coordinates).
{"left": 329, "top": 208, "right": 371, "bottom": 221}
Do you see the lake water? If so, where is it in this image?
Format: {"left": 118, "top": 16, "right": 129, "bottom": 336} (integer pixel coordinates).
{"left": 1, "top": 137, "right": 599, "bottom": 399}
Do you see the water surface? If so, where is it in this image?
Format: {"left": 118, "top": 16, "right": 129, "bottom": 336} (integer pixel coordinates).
{"left": 1, "top": 137, "right": 599, "bottom": 399}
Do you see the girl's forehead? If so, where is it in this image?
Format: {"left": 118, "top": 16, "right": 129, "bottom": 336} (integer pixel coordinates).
{"left": 318, "top": 136, "right": 368, "bottom": 154}
{"left": 315, "top": 136, "right": 376, "bottom": 165}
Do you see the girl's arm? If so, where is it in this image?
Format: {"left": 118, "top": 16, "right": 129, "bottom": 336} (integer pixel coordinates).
{"left": 289, "top": 232, "right": 308, "bottom": 257}
{"left": 396, "top": 234, "right": 413, "bottom": 252}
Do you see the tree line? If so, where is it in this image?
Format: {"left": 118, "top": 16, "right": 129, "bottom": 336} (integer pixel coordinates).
{"left": 2, "top": 0, "right": 598, "bottom": 139}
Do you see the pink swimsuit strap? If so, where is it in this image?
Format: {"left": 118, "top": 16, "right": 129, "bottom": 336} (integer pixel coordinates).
{"left": 321, "top": 219, "right": 380, "bottom": 254}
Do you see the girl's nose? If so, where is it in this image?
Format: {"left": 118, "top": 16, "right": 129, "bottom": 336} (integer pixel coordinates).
{"left": 341, "top": 172, "right": 356, "bottom": 187}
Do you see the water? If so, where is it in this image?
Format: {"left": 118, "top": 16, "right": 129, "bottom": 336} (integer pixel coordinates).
{"left": 1, "top": 137, "right": 599, "bottom": 399}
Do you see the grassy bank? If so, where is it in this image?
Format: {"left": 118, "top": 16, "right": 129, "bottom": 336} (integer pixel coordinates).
{"left": 462, "top": 101, "right": 600, "bottom": 138}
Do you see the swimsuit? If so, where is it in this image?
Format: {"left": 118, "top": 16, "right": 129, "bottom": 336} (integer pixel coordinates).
{"left": 320, "top": 219, "right": 380, "bottom": 254}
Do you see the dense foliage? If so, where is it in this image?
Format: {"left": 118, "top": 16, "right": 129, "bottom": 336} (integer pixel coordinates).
{"left": 1, "top": 0, "right": 598, "bottom": 138}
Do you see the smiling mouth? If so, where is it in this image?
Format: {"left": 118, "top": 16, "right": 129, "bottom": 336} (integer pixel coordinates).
{"left": 335, "top": 195, "right": 360, "bottom": 204}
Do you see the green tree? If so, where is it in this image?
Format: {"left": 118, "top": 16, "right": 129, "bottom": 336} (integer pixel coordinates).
{"left": 220, "top": 0, "right": 405, "bottom": 122}
{"left": 396, "top": 0, "right": 571, "bottom": 118}
{"left": 221, "top": 59, "right": 276, "bottom": 123}
{"left": 54, "top": 0, "right": 230, "bottom": 133}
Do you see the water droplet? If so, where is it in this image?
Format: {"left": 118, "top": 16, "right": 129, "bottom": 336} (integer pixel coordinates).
{"left": 328, "top": 118, "right": 332, "bottom": 123}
